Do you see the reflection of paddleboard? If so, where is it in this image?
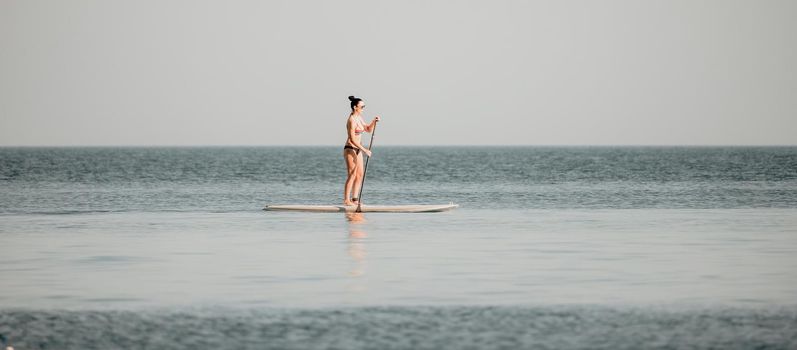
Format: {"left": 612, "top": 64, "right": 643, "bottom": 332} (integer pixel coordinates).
{"left": 263, "top": 203, "right": 459, "bottom": 213}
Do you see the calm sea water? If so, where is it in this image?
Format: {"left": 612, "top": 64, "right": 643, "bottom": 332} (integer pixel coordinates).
{"left": 1, "top": 146, "right": 796, "bottom": 349}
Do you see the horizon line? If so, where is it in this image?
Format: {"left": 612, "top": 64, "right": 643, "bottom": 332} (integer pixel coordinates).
{"left": 1, "top": 144, "right": 796, "bottom": 148}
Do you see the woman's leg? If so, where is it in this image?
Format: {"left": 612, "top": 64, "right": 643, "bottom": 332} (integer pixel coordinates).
{"left": 343, "top": 149, "right": 358, "bottom": 205}
{"left": 351, "top": 152, "right": 365, "bottom": 201}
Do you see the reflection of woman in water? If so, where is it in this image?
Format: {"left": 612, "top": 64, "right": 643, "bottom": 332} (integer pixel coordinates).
{"left": 343, "top": 96, "right": 380, "bottom": 206}
{"left": 346, "top": 212, "right": 367, "bottom": 278}
{"left": 346, "top": 212, "right": 366, "bottom": 224}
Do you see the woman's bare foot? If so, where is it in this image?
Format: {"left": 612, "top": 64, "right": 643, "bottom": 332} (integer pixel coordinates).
{"left": 343, "top": 200, "right": 354, "bottom": 206}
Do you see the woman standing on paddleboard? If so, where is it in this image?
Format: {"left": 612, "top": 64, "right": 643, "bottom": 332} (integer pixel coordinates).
{"left": 343, "top": 96, "right": 380, "bottom": 206}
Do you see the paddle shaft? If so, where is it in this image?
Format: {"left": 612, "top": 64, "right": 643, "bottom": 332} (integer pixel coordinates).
{"left": 356, "top": 121, "right": 377, "bottom": 212}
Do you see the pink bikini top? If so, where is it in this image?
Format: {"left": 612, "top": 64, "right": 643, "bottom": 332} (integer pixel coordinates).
{"left": 352, "top": 116, "right": 366, "bottom": 135}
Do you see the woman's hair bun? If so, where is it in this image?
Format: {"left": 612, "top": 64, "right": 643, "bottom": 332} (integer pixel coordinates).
{"left": 348, "top": 95, "right": 362, "bottom": 110}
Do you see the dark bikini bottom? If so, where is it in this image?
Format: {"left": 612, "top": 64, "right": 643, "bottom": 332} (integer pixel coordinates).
{"left": 343, "top": 145, "right": 360, "bottom": 155}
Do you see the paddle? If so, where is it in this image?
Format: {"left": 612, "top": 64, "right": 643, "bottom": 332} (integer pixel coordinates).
{"left": 356, "top": 120, "right": 378, "bottom": 213}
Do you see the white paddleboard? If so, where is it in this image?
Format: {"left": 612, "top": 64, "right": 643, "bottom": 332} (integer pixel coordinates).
{"left": 263, "top": 203, "right": 458, "bottom": 213}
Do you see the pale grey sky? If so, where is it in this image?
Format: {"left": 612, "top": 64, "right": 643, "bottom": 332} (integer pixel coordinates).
{"left": 1, "top": 0, "right": 795, "bottom": 146}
